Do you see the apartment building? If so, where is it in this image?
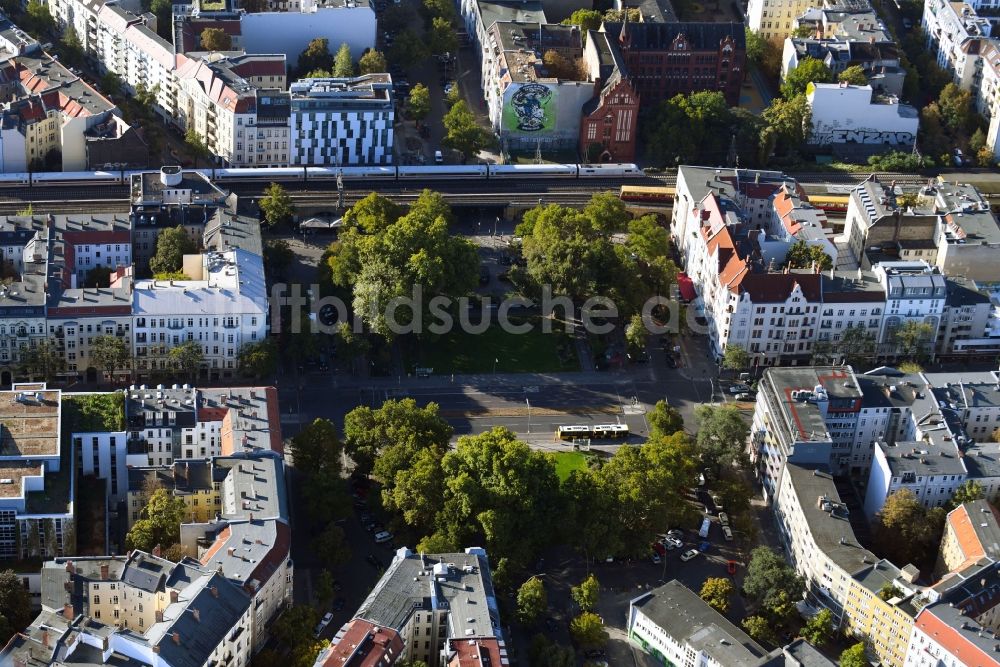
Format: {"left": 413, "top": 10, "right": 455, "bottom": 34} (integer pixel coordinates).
{"left": 0, "top": 384, "right": 74, "bottom": 560}
{"left": 750, "top": 366, "right": 864, "bottom": 500}
{"left": 872, "top": 262, "right": 947, "bottom": 354}
{"left": 627, "top": 580, "right": 793, "bottom": 666}
{"left": 316, "top": 548, "right": 505, "bottom": 667}
{"left": 775, "top": 462, "right": 921, "bottom": 666}
{"left": 845, "top": 176, "right": 1000, "bottom": 282}
{"left": 748, "top": 0, "right": 824, "bottom": 42}
{"left": 0, "top": 550, "right": 255, "bottom": 666}
{"left": 784, "top": 4, "right": 904, "bottom": 96}
{"left": 288, "top": 75, "right": 394, "bottom": 166}
{"left": 864, "top": 437, "right": 968, "bottom": 519}
{"left": 922, "top": 0, "right": 992, "bottom": 90}
{"left": 460, "top": 0, "right": 546, "bottom": 70}
{"left": 0, "top": 41, "right": 145, "bottom": 171}
{"left": 935, "top": 500, "right": 1000, "bottom": 576}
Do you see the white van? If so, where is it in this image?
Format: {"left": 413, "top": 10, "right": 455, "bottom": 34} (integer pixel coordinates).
{"left": 434, "top": 150, "right": 443, "bottom": 163}
{"left": 374, "top": 530, "right": 393, "bottom": 543}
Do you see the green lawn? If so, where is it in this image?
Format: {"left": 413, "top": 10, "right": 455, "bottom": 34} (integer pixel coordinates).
{"left": 551, "top": 451, "right": 588, "bottom": 482}
{"left": 411, "top": 321, "right": 578, "bottom": 374}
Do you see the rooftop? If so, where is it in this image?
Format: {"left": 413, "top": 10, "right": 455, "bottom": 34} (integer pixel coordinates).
{"left": 199, "top": 518, "right": 290, "bottom": 592}
{"left": 607, "top": 20, "right": 746, "bottom": 52}
{"left": 354, "top": 548, "right": 499, "bottom": 638}
{"left": 630, "top": 580, "right": 771, "bottom": 666}
{"left": 945, "top": 501, "right": 1000, "bottom": 570}
{"left": 0, "top": 387, "right": 60, "bottom": 457}
{"left": 878, "top": 438, "right": 968, "bottom": 481}
{"left": 762, "top": 366, "right": 863, "bottom": 443}
{"left": 131, "top": 168, "right": 228, "bottom": 207}
{"left": 318, "top": 619, "right": 405, "bottom": 667}
{"left": 216, "top": 454, "right": 288, "bottom": 521}
{"left": 491, "top": 22, "right": 585, "bottom": 83}
{"left": 476, "top": 0, "right": 546, "bottom": 32}
{"left": 200, "top": 386, "right": 283, "bottom": 455}
{"left": 132, "top": 249, "right": 267, "bottom": 317}
{"left": 784, "top": 463, "right": 881, "bottom": 576}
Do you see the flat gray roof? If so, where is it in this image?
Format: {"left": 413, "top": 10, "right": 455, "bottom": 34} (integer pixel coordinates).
{"left": 762, "top": 367, "right": 862, "bottom": 443}
{"left": 631, "top": 580, "right": 770, "bottom": 666}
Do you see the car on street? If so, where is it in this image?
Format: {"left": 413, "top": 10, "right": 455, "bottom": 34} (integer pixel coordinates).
{"left": 729, "top": 384, "right": 751, "bottom": 394}
{"left": 667, "top": 529, "right": 683, "bottom": 540}
{"left": 735, "top": 393, "right": 752, "bottom": 401}
{"left": 698, "top": 541, "right": 711, "bottom": 552}
{"left": 435, "top": 150, "right": 443, "bottom": 164}
{"left": 374, "top": 530, "right": 393, "bottom": 543}
{"left": 727, "top": 560, "right": 738, "bottom": 575}
{"left": 443, "top": 82, "right": 455, "bottom": 95}
{"left": 651, "top": 552, "right": 661, "bottom": 564}
{"left": 680, "top": 549, "right": 699, "bottom": 562}
{"left": 665, "top": 536, "right": 682, "bottom": 549}
{"left": 902, "top": 17, "right": 913, "bottom": 28}
{"left": 314, "top": 612, "right": 334, "bottom": 638}
{"left": 718, "top": 512, "right": 729, "bottom": 526}
{"left": 712, "top": 495, "right": 724, "bottom": 512}
{"left": 722, "top": 525, "right": 734, "bottom": 541}
{"left": 653, "top": 542, "right": 666, "bottom": 557}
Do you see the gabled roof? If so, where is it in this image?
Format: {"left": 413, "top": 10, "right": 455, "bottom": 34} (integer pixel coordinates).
{"left": 605, "top": 20, "right": 745, "bottom": 51}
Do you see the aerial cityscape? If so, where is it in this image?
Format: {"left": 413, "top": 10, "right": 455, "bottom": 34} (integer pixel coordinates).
{"left": 0, "top": 0, "right": 999, "bottom": 661}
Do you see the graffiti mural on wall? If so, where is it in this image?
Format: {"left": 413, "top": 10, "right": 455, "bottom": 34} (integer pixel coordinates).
{"left": 504, "top": 83, "right": 556, "bottom": 132}
{"left": 810, "top": 129, "right": 916, "bottom": 145}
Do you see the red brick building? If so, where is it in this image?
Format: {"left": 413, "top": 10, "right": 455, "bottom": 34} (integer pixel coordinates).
{"left": 579, "top": 20, "right": 745, "bottom": 162}
{"left": 609, "top": 20, "right": 746, "bottom": 107}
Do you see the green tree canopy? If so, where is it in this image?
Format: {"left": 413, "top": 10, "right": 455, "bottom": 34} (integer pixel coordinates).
{"left": 562, "top": 8, "right": 603, "bottom": 31}
{"left": 785, "top": 240, "right": 833, "bottom": 271}
{"left": 840, "top": 643, "right": 868, "bottom": 667}
{"left": 434, "top": 428, "right": 562, "bottom": 567}
{"left": 649, "top": 400, "right": 684, "bottom": 438}
{"left": 237, "top": 340, "right": 277, "bottom": 379}
{"left": 948, "top": 480, "right": 985, "bottom": 510}
{"left": 700, "top": 577, "right": 735, "bottom": 613}
{"left": 333, "top": 42, "right": 354, "bottom": 77}
{"left": 721, "top": 344, "right": 751, "bottom": 372}
{"left": 695, "top": 404, "right": 750, "bottom": 475}
{"left": 838, "top": 65, "right": 868, "bottom": 85}
{"left": 259, "top": 182, "right": 296, "bottom": 228}
{"left": 99, "top": 72, "right": 123, "bottom": 98}
{"left": 184, "top": 127, "right": 210, "bottom": 167}
{"left": 328, "top": 190, "right": 478, "bottom": 337}
{"left": 743, "top": 546, "right": 805, "bottom": 618}
{"left": 761, "top": 94, "right": 811, "bottom": 157}
{"left": 389, "top": 30, "right": 428, "bottom": 67}
{"left": 741, "top": 615, "right": 774, "bottom": 644}
{"left": 874, "top": 489, "right": 946, "bottom": 571}
{"left": 529, "top": 634, "right": 576, "bottom": 667}
{"left": 344, "top": 398, "right": 452, "bottom": 478}
{"left": 781, "top": 57, "right": 833, "bottom": 98}
{"left": 60, "top": 26, "right": 83, "bottom": 66}
{"left": 200, "top": 27, "right": 232, "bottom": 51}
{"left": 91, "top": 335, "right": 131, "bottom": 378}
{"left": 571, "top": 574, "right": 599, "bottom": 612}
{"left": 149, "top": 226, "right": 196, "bottom": 275}
{"left": 443, "top": 100, "right": 494, "bottom": 160}
{"left": 429, "top": 16, "right": 458, "bottom": 56}
{"left": 299, "top": 38, "right": 334, "bottom": 76}
{"left": 801, "top": 608, "right": 834, "bottom": 646}
{"left": 0, "top": 570, "right": 31, "bottom": 645}
{"left": 644, "top": 91, "right": 733, "bottom": 167}
{"left": 18, "top": 340, "right": 64, "bottom": 382}
{"left": 126, "top": 488, "right": 187, "bottom": 552}
{"left": 408, "top": 83, "right": 431, "bottom": 123}
{"left": 569, "top": 612, "right": 608, "bottom": 648}
{"left": 517, "top": 577, "right": 547, "bottom": 625}
{"left": 168, "top": 341, "right": 204, "bottom": 380}
{"left": 358, "top": 49, "right": 388, "bottom": 74}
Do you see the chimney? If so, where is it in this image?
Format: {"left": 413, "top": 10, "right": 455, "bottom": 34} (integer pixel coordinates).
{"left": 155, "top": 610, "right": 164, "bottom": 622}
{"left": 152, "top": 544, "right": 161, "bottom": 558}
{"left": 171, "top": 632, "right": 180, "bottom": 646}
{"left": 100, "top": 564, "right": 109, "bottom": 580}
{"left": 41, "top": 629, "right": 49, "bottom": 648}
{"left": 227, "top": 547, "right": 235, "bottom": 556}
{"left": 65, "top": 562, "right": 75, "bottom": 574}
{"left": 170, "top": 590, "right": 179, "bottom": 603}
{"left": 211, "top": 586, "right": 219, "bottom": 598}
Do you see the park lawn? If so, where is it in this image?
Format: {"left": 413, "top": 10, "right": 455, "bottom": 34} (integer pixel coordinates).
{"left": 551, "top": 451, "right": 588, "bottom": 482}
{"left": 414, "top": 322, "right": 578, "bottom": 374}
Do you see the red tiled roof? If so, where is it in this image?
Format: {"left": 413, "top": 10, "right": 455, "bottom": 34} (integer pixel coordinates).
{"left": 914, "top": 608, "right": 1000, "bottom": 667}
{"left": 62, "top": 231, "right": 131, "bottom": 245}
{"left": 198, "top": 406, "right": 229, "bottom": 422}
{"left": 320, "top": 620, "right": 404, "bottom": 667}
{"left": 448, "top": 638, "right": 505, "bottom": 667}
{"left": 739, "top": 273, "right": 822, "bottom": 302}
{"left": 199, "top": 525, "right": 232, "bottom": 564}
{"left": 230, "top": 60, "right": 285, "bottom": 79}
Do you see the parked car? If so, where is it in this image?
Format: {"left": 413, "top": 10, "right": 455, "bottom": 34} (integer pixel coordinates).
{"left": 718, "top": 512, "right": 729, "bottom": 526}
{"left": 666, "top": 536, "right": 682, "bottom": 549}
{"left": 434, "top": 150, "right": 444, "bottom": 163}
{"left": 374, "top": 530, "right": 393, "bottom": 543}
{"left": 314, "top": 612, "right": 334, "bottom": 638}
{"left": 680, "top": 549, "right": 700, "bottom": 562}
{"left": 735, "top": 393, "right": 752, "bottom": 401}
{"left": 902, "top": 17, "right": 913, "bottom": 28}
{"left": 727, "top": 560, "right": 738, "bottom": 575}
{"left": 667, "top": 529, "right": 683, "bottom": 540}
{"left": 722, "top": 525, "right": 734, "bottom": 541}
{"left": 728, "top": 384, "right": 751, "bottom": 394}
{"left": 712, "top": 495, "right": 724, "bottom": 512}
{"left": 653, "top": 542, "right": 667, "bottom": 557}
{"left": 651, "top": 552, "right": 661, "bottom": 564}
